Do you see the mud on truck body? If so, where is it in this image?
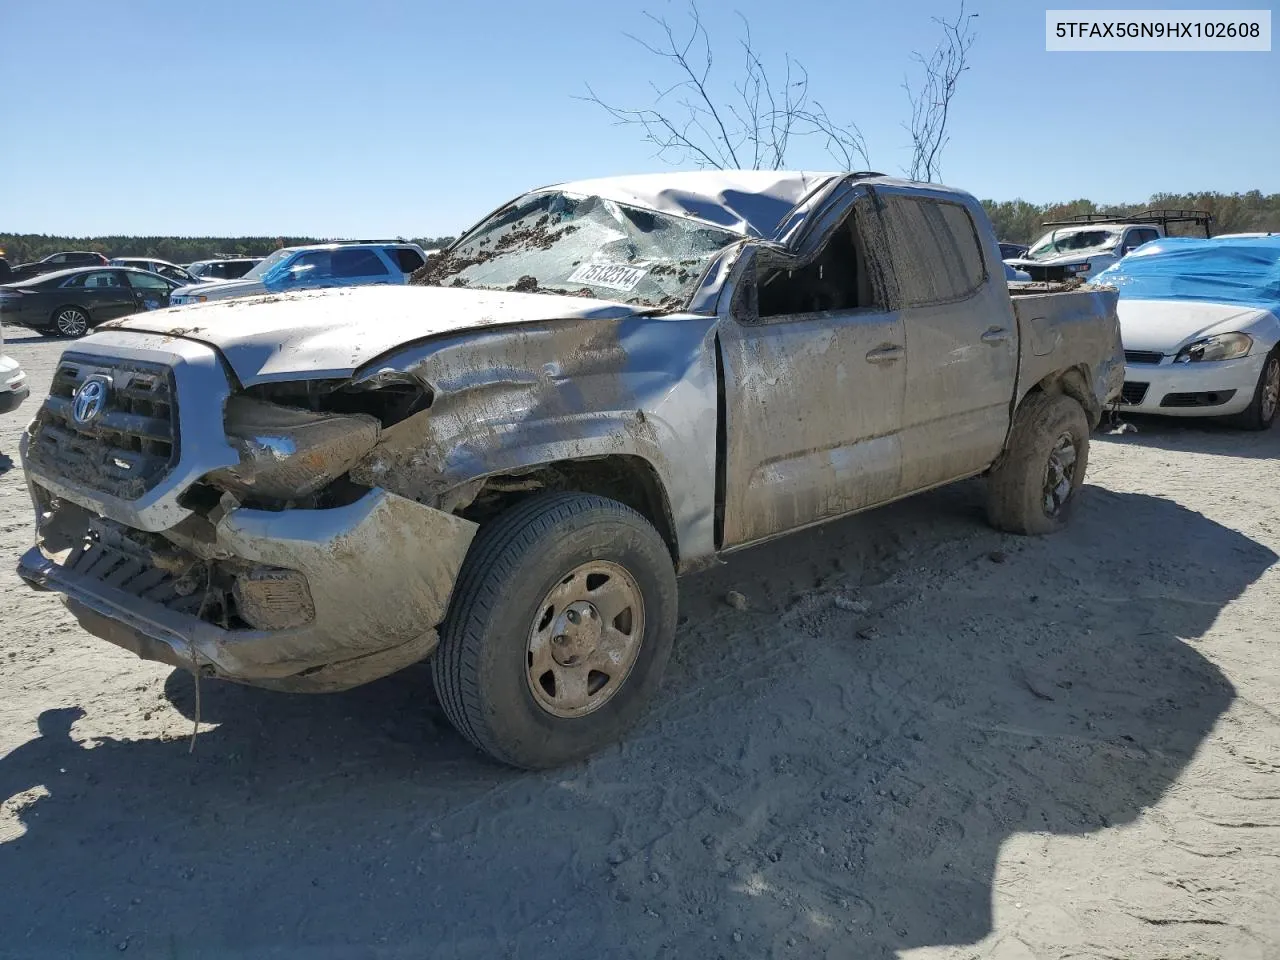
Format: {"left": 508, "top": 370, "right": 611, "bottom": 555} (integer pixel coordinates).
{"left": 17, "top": 171, "right": 1124, "bottom": 768}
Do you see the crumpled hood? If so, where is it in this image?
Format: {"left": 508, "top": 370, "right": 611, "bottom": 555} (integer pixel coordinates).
{"left": 1116, "top": 298, "right": 1274, "bottom": 352}
{"left": 96, "top": 283, "right": 651, "bottom": 386}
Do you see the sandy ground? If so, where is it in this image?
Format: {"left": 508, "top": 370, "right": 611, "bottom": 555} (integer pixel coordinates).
{"left": 1, "top": 321, "right": 1278, "bottom": 960}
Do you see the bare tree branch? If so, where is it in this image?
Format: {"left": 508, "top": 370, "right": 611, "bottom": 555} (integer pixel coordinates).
{"left": 577, "top": 0, "right": 869, "bottom": 171}
{"left": 903, "top": 2, "right": 978, "bottom": 182}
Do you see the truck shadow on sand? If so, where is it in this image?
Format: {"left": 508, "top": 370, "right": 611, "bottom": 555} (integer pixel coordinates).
{"left": 0, "top": 484, "right": 1270, "bottom": 958}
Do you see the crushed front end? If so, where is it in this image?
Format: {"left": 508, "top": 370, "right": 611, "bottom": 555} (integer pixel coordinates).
{"left": 16, "top": 330, "right": 477, "bottom": 693}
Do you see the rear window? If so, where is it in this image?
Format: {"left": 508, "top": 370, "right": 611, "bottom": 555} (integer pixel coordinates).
{"left": 332, "top": 248, "right": 391, "bottom": 278}
{"left": 877, "top": 196, "right": 987, "bottom": 306}
{"left": 390, "top": 247, "right": 425, "bottom": 272}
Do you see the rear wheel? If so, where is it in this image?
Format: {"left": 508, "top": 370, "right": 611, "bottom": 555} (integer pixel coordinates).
{"left": 52, "top": 307, "right": 89, "bottom": 337}
{"left": 986, "top": 391, "right": 1090, "bottom": 535}
{"left": 1229, "top": 350, "right": 1279, "bottom": 431}
{"left": 433, "top": 492, "right": 678, "bottom": 769}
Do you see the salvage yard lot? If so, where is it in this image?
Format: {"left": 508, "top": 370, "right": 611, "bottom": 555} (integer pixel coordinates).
{"left": 1, "top": 324, "right": 1278, "bottom": 959}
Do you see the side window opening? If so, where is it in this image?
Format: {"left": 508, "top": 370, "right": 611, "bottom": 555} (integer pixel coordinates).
{"left": 756, "top": 211, "right": 879, "bottom": 318}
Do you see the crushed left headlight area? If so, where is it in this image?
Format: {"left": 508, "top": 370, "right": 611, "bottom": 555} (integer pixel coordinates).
{"left": 18, "top": 350, "right": 477, "bottom": 694}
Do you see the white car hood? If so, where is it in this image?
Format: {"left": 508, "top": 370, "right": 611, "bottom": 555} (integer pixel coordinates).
{"left": 97, "top": 283, "right": 652, "bottom": 386}
{"left": 172, "top": 277, "right": 266, "bottom": 299}
{"left": 1117, "top": 298, "right": 1275, "bottom": 353}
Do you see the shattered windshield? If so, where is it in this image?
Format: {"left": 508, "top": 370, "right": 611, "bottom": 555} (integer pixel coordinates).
{"left": 411, "top": 191, "right": 739, "bottom": 309}
{"left": 1026, "top": 228, "right": 1121, "bottom": 261}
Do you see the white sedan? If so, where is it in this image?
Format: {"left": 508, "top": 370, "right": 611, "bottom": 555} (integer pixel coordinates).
{"left": 1091, "top": 236, "right": 1280, "bottom": 430}
{"left": 1, "top": 350, "right": 30, "bottom": 414}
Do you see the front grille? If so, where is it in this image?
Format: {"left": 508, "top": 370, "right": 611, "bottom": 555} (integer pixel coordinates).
{"left": 1120, "top": 381, "right": 1149, "bottom": 405}
{"left": 27, "top": 356, "right": 179, "bottom": 500}
{"left": 1124, "top": 350, "right": 1164, "bottom": 365}
{"left": 57, "top": 516, "right": 307, "bottom": 631}
{"left": 64, "top": 522, "right": 208, "bottom": 618}
{"left": 1161, "top": 389, "right": 1237, "bottom": 408}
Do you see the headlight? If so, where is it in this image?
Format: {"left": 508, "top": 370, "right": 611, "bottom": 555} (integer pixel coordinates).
{"left": 205, "top": 396, "right": 381, "bottom": 500}
{"left": 1173, "top": 332, "right": 1253, "bottom": 363}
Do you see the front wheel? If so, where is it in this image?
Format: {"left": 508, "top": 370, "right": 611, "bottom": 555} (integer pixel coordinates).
{"left": 986, "top": 392, "right": 1090, "bottom": 535}
{"left": 1229, "top": 350, "right": 1279, "bottom": 431}
{"left": 433, "top": 492, "right": 678, "bottom": 769}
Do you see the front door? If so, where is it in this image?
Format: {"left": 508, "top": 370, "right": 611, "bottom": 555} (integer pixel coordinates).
{"left": 718, "top": 196, "right": 908, "bottom": 549}
{"left": 123, "top": 270, "right": 175, "bottom": 313}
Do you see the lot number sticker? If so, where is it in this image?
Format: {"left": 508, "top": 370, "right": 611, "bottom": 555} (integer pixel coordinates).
{"left": 566, "top": 262, "right": 648, "bottom": 292}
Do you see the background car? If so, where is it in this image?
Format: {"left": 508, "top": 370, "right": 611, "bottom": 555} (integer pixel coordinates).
{"left": 0, "top": 321, "right": 29, "bottom": 414}
{"left": 1089, "top": 235, "right": 1280, "bottom": 430}
{"left": 170, "top": 241, "right": 428, "bottom": 305}
{"left": 998, "top": 241, "right": 1029, "bottom": 260}
{"left": 110, "top": 257, "right": 208, "bottom": 286}
{"left": 5, "top": 250, "right": 109, "bottom": 283}
{"left": 0, "top": 266, "right": 182, "bottom": 337}
{"left": 186, "top": 257, "right": 264, "bottom": 281}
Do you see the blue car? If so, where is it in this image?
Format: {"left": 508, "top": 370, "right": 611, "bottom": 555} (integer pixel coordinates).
{"left": 170, "top": 241, "right": 429, "bottom": 305}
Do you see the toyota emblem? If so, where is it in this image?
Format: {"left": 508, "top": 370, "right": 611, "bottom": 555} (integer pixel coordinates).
{"left": 71, "top": 376, "right": 111, "bottom": 425}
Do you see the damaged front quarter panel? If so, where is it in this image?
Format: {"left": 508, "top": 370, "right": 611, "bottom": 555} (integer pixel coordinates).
{"left": 346, "top": 313, "right": 723, "bottom": 566}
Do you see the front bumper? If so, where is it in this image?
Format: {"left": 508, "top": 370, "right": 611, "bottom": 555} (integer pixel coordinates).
{"left": 1118, "top": 353, "right": 1264, "bottom": 417}
{"left": 18, "top": 487, "right": 478, "bottom": 693}
{"left": 0, "top": 385, "right": 29, "bottom": 414}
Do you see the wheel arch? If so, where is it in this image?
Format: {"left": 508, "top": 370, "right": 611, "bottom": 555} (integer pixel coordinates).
{"left": 1026, "top": 363, "right": 1101, "bottom": 427}
{"left": 445, "top": 454, "right": 680, "bottom": 566}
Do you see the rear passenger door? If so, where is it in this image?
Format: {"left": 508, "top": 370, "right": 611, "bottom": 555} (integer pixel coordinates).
{"left": 70, "top": 270, "right": 137, "bottom": 323}
{"left": 873, "top": 189, "right": 1018, "bottom": 492}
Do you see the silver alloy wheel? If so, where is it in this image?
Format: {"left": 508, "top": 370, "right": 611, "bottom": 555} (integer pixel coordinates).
{"left": 55, "top": 309, "right": 88, "bottom": 337}
{"left": 526, "top": 560, "right": 645, "bottom": 719}
{"left": 1042, "top": 432, "right": 1078, "bottom": 517}
{"left": 1261, "top": 356, "right": 1280, "bottom": 423}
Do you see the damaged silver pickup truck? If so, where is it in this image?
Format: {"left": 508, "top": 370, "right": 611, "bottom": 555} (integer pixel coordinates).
{"left": 17, "top": 171, "right": 1123, "bottom": 768}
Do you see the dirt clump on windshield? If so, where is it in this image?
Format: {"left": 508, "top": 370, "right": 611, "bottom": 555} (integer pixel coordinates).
{"left": 410, "top": 217, "right": 579, "bottom": 288}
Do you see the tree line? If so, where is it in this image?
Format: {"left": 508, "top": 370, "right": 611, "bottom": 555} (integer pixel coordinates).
{"left": 0, "top": 234, "right": 458, "bottom": 266}
{"left": 982, "top": 191, "right": 1280, "bottom": 243}
{"left": 4, "top": 190, "right": 1278, "bottom": 263}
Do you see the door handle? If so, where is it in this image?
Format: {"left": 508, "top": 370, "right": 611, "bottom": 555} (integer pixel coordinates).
{"left": 981, "top": 327, "right": 1012, "bottom": 344}
{"left": 865, "top": 344, "right": 904, "bottom": 364}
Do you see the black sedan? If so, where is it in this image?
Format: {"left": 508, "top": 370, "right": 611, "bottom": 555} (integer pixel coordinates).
{"left": 0, "top": 267, "right": 182, "bottom": 337}
{"left": 5, "top": 250, "right": 110, "bottom": 283}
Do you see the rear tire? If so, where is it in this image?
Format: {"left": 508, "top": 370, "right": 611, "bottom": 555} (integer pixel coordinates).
{"left": 52, "top": 306, "right": 89, "bottom": 337}
{"left": 986, "top": 392, "right": 1090, "bottom": 535}
{"left": 1228, "top": 350, "right": 1279, "bottom": 431}
{"left": 433, "top": 492, "right": 678, "bottom": 769}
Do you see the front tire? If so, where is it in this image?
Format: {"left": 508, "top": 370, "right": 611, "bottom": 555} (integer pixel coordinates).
{"left": 986, "top": 392, "right": 1090, "bottom": 535}
{"left": 433, "top": 492, "right": 678, "bottom": 769}
{"left": 52, "top": 306, "right": 90, "bottom": 337}
{"left": 1229, "top": 350, "right": 1279, "bottom": 431}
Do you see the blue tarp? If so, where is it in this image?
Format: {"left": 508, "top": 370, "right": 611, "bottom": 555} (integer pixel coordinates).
{"left": 1088, "top": 235, "right": 1280, "bottom": 311}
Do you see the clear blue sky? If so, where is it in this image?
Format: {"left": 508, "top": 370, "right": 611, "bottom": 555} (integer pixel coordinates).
{"left": 1, "top": 0, "right": 1275, "bottom": 237}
